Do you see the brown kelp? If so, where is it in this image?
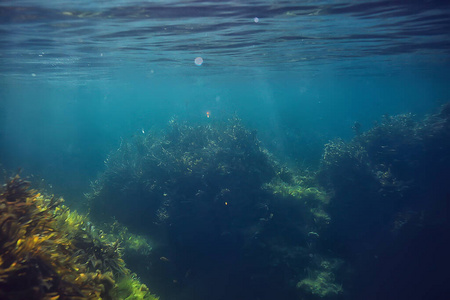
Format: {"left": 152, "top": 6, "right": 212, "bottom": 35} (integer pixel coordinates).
{"left": 0, "top": 175, "right": 107, "bottom": 299}
{"left": 0, "top": 175, "right": 158, "bottom": 300}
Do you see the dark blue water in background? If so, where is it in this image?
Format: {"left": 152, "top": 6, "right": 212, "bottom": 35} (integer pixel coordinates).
{"left": 1, "top": 1, "right": 450, "bottom": 299}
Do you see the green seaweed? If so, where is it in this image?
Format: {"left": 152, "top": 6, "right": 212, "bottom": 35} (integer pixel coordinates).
{"left": 111, "top": 274, "right": 159, "bottom": 300}
{"left": 297, "top": 270, "right": 342, "bottom": 298}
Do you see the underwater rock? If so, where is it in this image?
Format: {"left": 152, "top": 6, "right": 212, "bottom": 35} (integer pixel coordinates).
{"left": 318, "top": 103, "right": 450, "bottom": 299}
{"left": 87, "top": 117, "right": 276, "bottom": 243}
{"left": 86, "top": 118, "right": 341, "bottom": 300}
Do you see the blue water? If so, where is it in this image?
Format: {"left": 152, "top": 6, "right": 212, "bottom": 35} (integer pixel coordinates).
{"left": 1, "top": 1, "right": 450, "bottom": 299}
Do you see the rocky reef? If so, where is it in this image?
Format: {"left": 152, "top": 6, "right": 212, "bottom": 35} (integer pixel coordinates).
{"left": 4, "top": 103, "right": 449, "bottom": 300}
{"left": 86, "top": 117, "right": 342, "bottom": 300}
{"left": 318, "top": 103, "right": 450, "bottom": 299}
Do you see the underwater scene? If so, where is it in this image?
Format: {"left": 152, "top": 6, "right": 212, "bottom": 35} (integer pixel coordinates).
{"left": 1, "top": 1, "right": 450, "bottom": 299}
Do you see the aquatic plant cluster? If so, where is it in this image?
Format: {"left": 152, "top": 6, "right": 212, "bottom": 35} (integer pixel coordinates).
{"left": 87, "top": 117, "right": 341, "bottom": 299}
{"left": 319, "top": 105, "right": 450, "bottom": 238}
{"left": 2, "top": 103, "right": 449, "bottom": 300}
{"left": 0, "top": 175, "right": 158, "bottom": 300}
{"left": 318, "top": 103, "right": 450, "bottom": 299}
{"left": 88, "top": 117, "right": 275, "bottom": 235}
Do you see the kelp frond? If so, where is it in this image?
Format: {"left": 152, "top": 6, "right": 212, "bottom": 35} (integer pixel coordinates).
{"left": 0, "top": 175, "right": 157, "bottom": 300}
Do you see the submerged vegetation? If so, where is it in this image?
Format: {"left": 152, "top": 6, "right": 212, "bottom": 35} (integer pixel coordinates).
{"left": 87, "top": 117, "right": 341, "bottom": 299}
{"left": 318, "top": 103, "right": 450, "bottom": 299}
{"left": 0, "top": 175, "right": 158, "bottom": 300}
{"left": 2, "top": 103, "right": 449, "bottom": 300}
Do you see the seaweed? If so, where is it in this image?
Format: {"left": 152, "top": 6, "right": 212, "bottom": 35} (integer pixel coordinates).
{"left": 316, "top": 103, "right": 450, "bottom": 299}
{"left": 0, "top": 175, "right": 107, "bottom": 299}
{"left": 86, "top": 118, "right": 343, "bottom": 299}
{"left": 0, "top": 175, "right": 159, "bottom": 300}
{"left": 87, "top": 117, "right": 276, "bottom": 242}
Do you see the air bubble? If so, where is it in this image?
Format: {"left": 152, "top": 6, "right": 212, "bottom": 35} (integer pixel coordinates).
{"left": 194, "top": 57, "right": 203, "bottom": 66}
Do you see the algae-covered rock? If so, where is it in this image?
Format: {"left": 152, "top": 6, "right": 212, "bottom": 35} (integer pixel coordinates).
{"left": 86, "top": 118, "right": 343, "bottom": 300}
{"left": 316, "top": 103, "right": 450, "bottom": 299}
{"left": 87, "top": 117, "right": 277, "bottom": 248}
